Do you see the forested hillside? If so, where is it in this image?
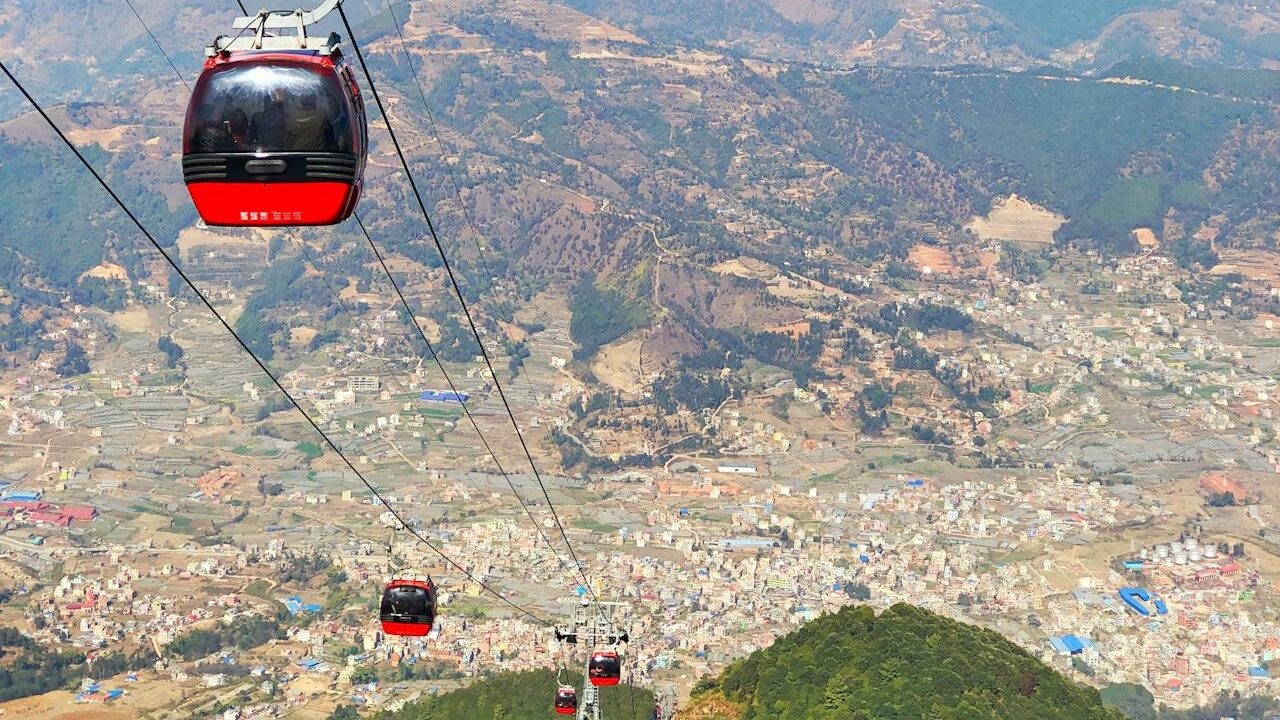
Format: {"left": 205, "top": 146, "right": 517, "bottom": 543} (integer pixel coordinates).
{"left": 6, "top": 0, "right": 1280, "bottom": 402}
{"left": 372, "top": 669, "right": 652, "bottom": 720}
{"left": 684, "top": 604, "right": 1121, "bottom": 720}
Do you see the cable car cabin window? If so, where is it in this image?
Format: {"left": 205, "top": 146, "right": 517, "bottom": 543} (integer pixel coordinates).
{"left": 380, "top": 584, "right": 435, "bottom": 623}
{"left": 589, "top": 652, "right": 621, "bottom": 684}
{"left": 185, "top": 62, "right": 352, "bottom": 155}
{"left": 555, "top": 687, "right": 578, "bottom": 713}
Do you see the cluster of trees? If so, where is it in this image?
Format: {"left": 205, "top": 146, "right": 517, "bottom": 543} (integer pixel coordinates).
{"left": 0, "top": 644, "right": 86, "bottom": 701}
{"left": 860, "top": 384, "right": 893, "bottom": 412}
{"left": 549, "top": 428, "right": 589, "bottom": 470}
{"left": 892, "top": 342, "right": 1008, "bottom": 417}
{"left": 380, "top": 669, "right": 652, "bottom": 720}
{"left": 55, "top": 342, "right": 90, "bottom": 377}
{"left": 872, "top": 302, "right": 973, "bottom": 336}
{"left": 569, "top": 277, "right": 646, "bottom": 360}
{"left": 1169, "top": 236, "right": 1220, "bottom": 271}
{"left": 277, "top": 553, "right": 333, "bottom": 584}
{"left": 700, "top": 604, "right": 1122, "bottom": 720}
{"left": 1206, "top": 491, "right": 1238, "bottom": 508}
{"left": 71, "top": 277, "right": 128, "bottom": 311}
{"left": 844, "top": 582, "right": 871, "bottom": 601}
{"left": 1001, "top": 242, "right": 1052, "bottom": 282}
{"left": 167, "top": 615, "right": 283, "bottom": 661}
{"left": 855, "top": 399, "right": 890, "bottom": 436}
{"left": 431, "top": 313, "right": 480, "bottom": 363}
{"left": 894, "top": 343, "right": 938, "bottom": 372}
{"left": 652, "top": 368, "right": 733, "bottom": 414}
{"left": 910, "top": 423, "right": 954, "bottom": 445}
{"left": 0, "top": 627, "right": 157, "bottom": 702}
{"left": 157, "top": 336, "right": 184, "bottom": 369}
{"left": 741, "top": 323, "right": 831, "bottom": 386}
{"left": 233, "top": 255, "right": 307, "bottom": 362}
{"left": 1101, "top": 682, "right": 1278, "bottom": 720}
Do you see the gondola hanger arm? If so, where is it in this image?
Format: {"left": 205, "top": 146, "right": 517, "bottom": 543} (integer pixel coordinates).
{"left": 232, "top": 0, "right": 343, "bottom": 30}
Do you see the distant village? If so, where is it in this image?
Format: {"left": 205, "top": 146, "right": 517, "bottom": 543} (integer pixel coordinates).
{"left": 1, "top": 237, "right": 1279, "bottom": 716}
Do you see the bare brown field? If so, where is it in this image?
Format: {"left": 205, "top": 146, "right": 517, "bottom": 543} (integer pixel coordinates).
{"left": 176, "top": 226, "right": 261, "bottom": 256}
{"left": 0, "top": 677, "right": 186, "bottom": 720}
{"left": 908, "top": 244, "right": 955, "bottom": 275}
{"left": 592, "top": 335, "right": 646, "bottom": 394}
{"left": 79, "top": 263, "right": 129, "bottom": 283}
{"left": 1212, "top": 250, "right": 1280, "bottom": 285}
{"left": 966, "top": 194, "right": 1065, "bottom": 247}
{"left": 709, "top": 257, "right": 777, "bottom": 281}
{"left": 290, "top": 327, "right": 318, "bottom": 347}
{"left": 108, "top": 308, "right": 155, "bottom": 334}
{"left": 64, "top": 126, "right": 134, "bottom": 152}
{"left": 572, "top": 49, "right": 727, "bottom": 78}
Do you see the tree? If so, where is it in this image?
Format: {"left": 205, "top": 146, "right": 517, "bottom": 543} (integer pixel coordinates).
{"left": 55, "top": 342, "right": 90, "bottom": 377}
{"left": 845, "top": 582, "right": 871, "bottom": 601}
{"left": 157, "top": 336, "right": 184, "bottom": 369}
{"left": 1207, "top": 491, "right": 1236, "bottom": 508}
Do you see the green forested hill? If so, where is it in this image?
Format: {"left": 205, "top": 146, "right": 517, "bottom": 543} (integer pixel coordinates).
{"left": 374, "top": 669, "right": 653, "bottom": 720}
{"left": 687, "top": 604, "right": 1120, "bottom": 720}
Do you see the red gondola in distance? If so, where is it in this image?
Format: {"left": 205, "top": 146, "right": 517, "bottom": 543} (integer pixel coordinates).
{"left": 588, "top": 651, "right": 621, "bottom": 687}
{"left": 554, "top": 686, "right": 578, "bottom": 715}
{"left": 380, "top": 578, "right": 436, "bottom": 637}
{"left": 182, "top": 2, "right": 366, "bottom": 227}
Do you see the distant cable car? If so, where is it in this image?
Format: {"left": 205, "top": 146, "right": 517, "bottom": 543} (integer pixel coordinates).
{"left": 182, "top": 0, "right": 366, "bottom": 226}
{"left": 379, "top": 578, "right": 436, "bottom": 637}
{"left": 588, "top": 651, "right": 621, "bottom": 687}
{"left": 554, "top": 686, "right": 578, "bottom": 715}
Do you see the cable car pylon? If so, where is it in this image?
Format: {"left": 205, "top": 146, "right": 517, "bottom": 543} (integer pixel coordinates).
{"left": 556, "top": 600, "right": 630, "bottom": 720}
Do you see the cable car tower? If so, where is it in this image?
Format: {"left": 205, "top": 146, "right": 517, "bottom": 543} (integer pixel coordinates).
{"left": 556, "top": 600, "right": 630, "bottom": 720}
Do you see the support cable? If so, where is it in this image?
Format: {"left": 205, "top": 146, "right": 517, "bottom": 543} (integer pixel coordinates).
{"left": 380, "top": 0, "right": 542, "bottom": 400}
{"left": 351, "top": 211, "right": 573, "bottom": 574}
{"left": 294, "top": 234, "right": 453, "bottom": 454}
{"left": 338, "top": 5, "right": 602, "bottom": 607}
{"left": 122, "top": 0, "right": 190, "bottom": 91}
{"left": 0, "top": 57, "right": 552, "bottom": 629}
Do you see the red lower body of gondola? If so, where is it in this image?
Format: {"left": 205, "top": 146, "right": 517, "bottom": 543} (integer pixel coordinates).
{"left": 186, "top": 181, "right": 359, "bottom": 226}
{"left": 555, "top": 707, "right": 576, "bottom": 715}
{"left": 589, "top": 677, "right": 620, "bottom": 687}
{"left": 380, "top": 620, "right": 432, "bottom": 637}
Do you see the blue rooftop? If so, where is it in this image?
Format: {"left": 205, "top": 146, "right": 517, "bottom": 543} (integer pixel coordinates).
{"left": 420, "top": 390, "right": 469, "bottom": 403}
{"left": 282, "top": 596, "right": 322, "bottom": 615}
{"left": 2, "top": 490, "right": 42, "bottom": 501}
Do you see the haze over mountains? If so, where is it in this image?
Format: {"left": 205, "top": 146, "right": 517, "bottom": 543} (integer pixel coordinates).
{"left": 4, "top": 1, "right": 1280, "bottom": 372}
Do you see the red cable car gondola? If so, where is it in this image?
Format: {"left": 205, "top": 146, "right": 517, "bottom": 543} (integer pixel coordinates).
{"left": 554, "top": 686, "right": 578, "bottom": 715}
{"left": 588, "top": 650, "right": 621, "bottom": 687}
{"left": 182, "top": 1, "right": 366, "bottom": 226}
{"left": 379, "top": 578, "right": 436, "bottom": 637}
